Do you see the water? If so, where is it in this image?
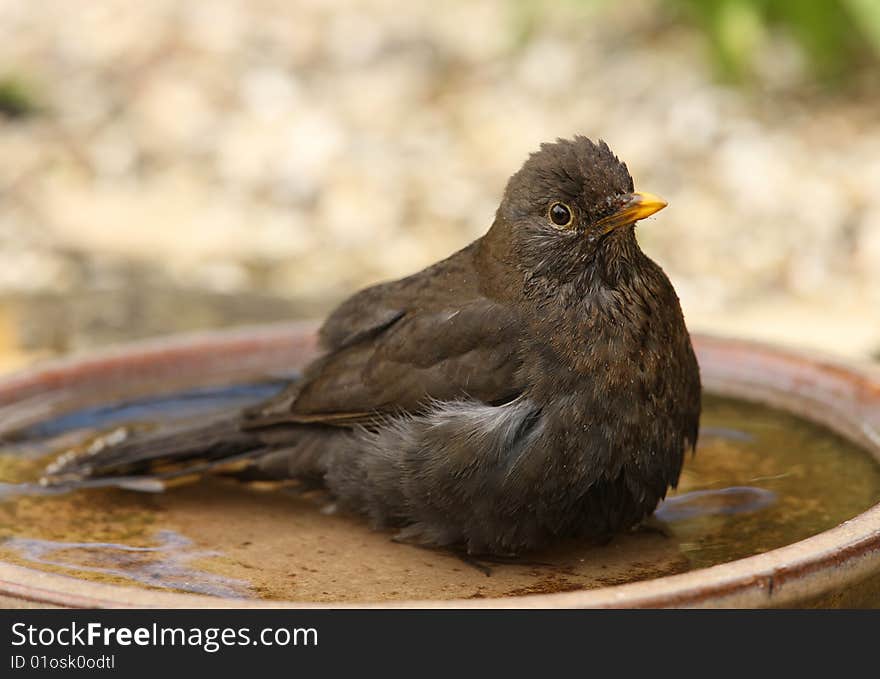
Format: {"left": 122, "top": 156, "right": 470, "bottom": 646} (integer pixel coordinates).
{"left": 3, "top": 530, "right": 250, "bottom": 598}
{"left": 0, "top": 387, "right": 879, "bottom": 603}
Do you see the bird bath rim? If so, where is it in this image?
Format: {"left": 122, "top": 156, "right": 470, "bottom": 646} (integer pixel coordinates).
{"left": 0, "top": 322, "right": 878, "bottom": 609}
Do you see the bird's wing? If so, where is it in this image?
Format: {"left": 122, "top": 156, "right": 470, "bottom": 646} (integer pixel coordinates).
{"left": 245, "top": 244, "right": 525, "bottom": 428}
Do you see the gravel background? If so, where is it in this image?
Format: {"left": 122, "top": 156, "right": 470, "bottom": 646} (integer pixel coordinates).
{"left": 0, "top": 0, "right": 878, "bottom": 369}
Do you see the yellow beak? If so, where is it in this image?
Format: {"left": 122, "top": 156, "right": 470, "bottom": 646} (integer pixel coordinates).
{"left": 594, "top": 192, "right": 667, "bottom": 235}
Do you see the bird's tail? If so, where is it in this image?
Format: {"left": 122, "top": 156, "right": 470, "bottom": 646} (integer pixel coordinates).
{"left": 39, "top": 416, "right": 266, "bottom": 492}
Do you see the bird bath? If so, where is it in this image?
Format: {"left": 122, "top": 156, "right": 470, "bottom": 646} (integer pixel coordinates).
{"left": 0, "top": 323, "right": 878, "bottom": 608}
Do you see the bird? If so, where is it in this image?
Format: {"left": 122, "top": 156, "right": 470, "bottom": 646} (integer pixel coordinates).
{"left": 41, "top": 136, "right": 701, "bottom": 556}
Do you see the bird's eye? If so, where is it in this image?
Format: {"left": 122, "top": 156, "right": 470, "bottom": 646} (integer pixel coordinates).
{"left": 548, "top": 202, "right": 573, "bottom": 228}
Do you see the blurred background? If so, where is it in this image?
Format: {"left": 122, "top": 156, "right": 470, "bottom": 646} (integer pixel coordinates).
{"left": 0, "top": 0, "right": 879, "bottom": 372}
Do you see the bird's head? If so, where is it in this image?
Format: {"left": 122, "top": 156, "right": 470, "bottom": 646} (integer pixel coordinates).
{"left": 486, "top": 136, "right": 666, "bottom": 292}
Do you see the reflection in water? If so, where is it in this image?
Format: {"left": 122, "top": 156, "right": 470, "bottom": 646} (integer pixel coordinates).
{"left": 700, "top": 426, "right": 755, "bottom": 443}
{"left": 3, "top": 530, "right": 251, "bottom": 598}
{"left": 655, "top": 486, "right": 776, "bottom": 523}
{"left": 12, "top": 382, "right": 290, "bottom": 441}
{"left": 0, "top": 481, "right": 71, "bottom": 499}
{"left": 0, "top": 477, "right": 165, "bottom": 499}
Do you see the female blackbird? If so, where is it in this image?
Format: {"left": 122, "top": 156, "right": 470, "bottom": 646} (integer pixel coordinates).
{"left": 44, "top": 136, "right": 701, "bottom": 556}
